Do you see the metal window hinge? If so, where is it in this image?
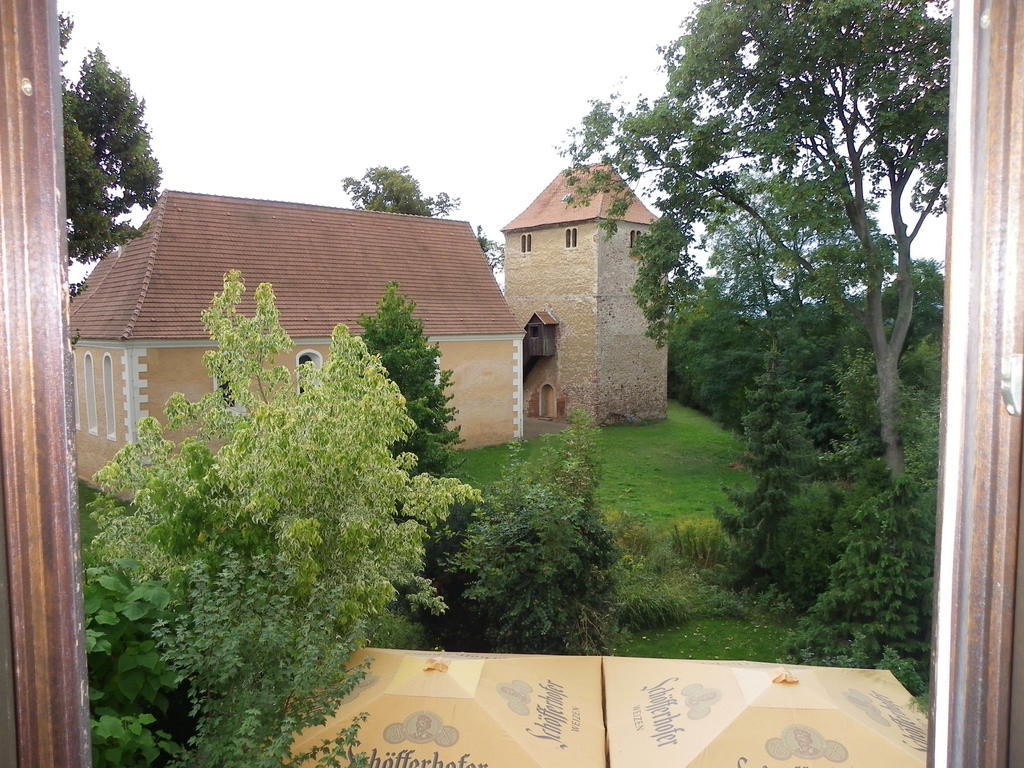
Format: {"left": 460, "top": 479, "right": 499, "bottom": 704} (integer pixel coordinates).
{"left": 1001, "top": 354, "right": 1023, "bottom": 416}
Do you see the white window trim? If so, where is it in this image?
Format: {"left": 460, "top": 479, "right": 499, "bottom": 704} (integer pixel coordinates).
{"left": 295, "top": 349, "right": 324, "bottom": 393}
{"left": 84, "top": 352, "right": 98, "bottom": 435}
{"left": 102, "top": 353, "right": 116, "bottom": 440}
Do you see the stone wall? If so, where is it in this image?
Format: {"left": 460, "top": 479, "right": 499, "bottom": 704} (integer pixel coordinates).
{"left": 505, "top": 224, "right": 599, "bottom": 418}
{"left": 596, "top": 224, "right": 667, "bottom": 422}
{"left": 505, "top": 220, "right": 666, "bottom": 425}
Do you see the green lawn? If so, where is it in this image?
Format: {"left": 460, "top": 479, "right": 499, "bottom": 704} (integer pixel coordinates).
{"left": 454, "top": 402, "right": 749, "bottom": 523}
{"left": 614, "top": 618, "right": 794, "bottom": 663}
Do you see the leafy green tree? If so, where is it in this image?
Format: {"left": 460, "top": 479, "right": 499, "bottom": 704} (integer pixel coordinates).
{"left": 91, "top": 271, "right": 477, "bottom": 764}
{"left": 568, "top": 0, "right": 950, "bottom": 475}
{"left": 476, "top": 225, "right": 504, "bottom": 273}
{"left": 61, "top": 16, "right": 161, "bottom": 267}
{"left": 459, "top": 413, "right": 617, "bottom": 655}
{"left": 360, "top": 282, "right": 461, "bottom": 475}
{"left": 342, "top": 165, "right": 459, "bottom": 217}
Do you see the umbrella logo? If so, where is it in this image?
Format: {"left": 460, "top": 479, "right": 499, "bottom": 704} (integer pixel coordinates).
{"left": 497, "top": 680, "right": 533, "bottom": 715}
{"left": 765, "top": 725, "right": 849, "bottom": 763}
{"left": 680, "top": 683, "right": 721, "bottom": 719}
{"left": 843, "top": 689, "right": 891, "bottom": 726}
{"left": 383, "top": 711, "right": 460, "bottom": 747}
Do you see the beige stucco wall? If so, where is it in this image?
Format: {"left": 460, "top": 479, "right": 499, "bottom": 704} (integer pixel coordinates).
{"left": 435, "top": 338, "right": 518, "bottom": 449}
{"left": 75, "top": 335, "right": 516, "bottom": 480}
{"left": 504, "top": 220, "right": 666, "bottom": 424}
{"left": 504, "top": 224, "right": 599, "bottom": 418}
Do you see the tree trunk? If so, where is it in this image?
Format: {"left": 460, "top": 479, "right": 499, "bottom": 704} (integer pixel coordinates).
{"left": 875, "top": 348, "right": 906, "bottom": 475}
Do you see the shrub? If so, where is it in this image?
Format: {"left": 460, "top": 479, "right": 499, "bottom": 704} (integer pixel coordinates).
{"left": 460, "top": 413, "right": 618, "bottom": 654}
{"left": 790, "top": 474, "right": 935, "bottom": 691}
{"left": 671, "top": 518, "right": 731, "bottom": 569}
{"left": 156, "top": 555, "right": 367, "bottom": 768}
{"left": 84, "top": 559, "right": 182, "bottom": 767}
{"left": 617, "top": 567, "right": 694, "bottom": 630}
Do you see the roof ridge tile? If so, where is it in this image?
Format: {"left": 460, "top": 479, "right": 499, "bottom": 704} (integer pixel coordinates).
{"left": 122, "top": 195, "right": 168, "bottom": 341}
{"left": 162, "top": 189, "right": 471, "bottom": 226}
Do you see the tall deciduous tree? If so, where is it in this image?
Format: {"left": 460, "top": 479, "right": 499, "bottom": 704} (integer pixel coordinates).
{"left": 568, "top": 0, "right": 950, "bottom": 475}
{"left": 360, "top": 282, "right": 461, "bottom": 475}
{"left": 61, "top": 16, "right": 162, "bottom": 268}
{"left": 342, "top": 165, "right": 459, "bottom": 217}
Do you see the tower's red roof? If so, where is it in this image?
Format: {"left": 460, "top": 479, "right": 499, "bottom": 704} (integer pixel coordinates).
{"left": 502, "top": 165, "right": 656, "bottom": 232}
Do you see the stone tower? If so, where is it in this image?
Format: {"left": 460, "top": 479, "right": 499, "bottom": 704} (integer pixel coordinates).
{"left": 502, "top": 166, "right": 667, "bottom": 424}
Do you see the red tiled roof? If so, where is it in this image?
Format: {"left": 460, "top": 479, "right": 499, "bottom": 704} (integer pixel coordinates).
{"left": 71, "top": 191, "right": 522, "bottom": 340}
{"left": 502, "top": 165, "right": 657, "bottom": 232}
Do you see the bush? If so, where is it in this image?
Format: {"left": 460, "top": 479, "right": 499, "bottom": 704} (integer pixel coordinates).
{"left": 790, "top": 474, "right": 934, "bottom": 691}
{"left": 617, "top": 566, "right": 694, "bottom": 630}
{"left": 460, "top": 413, "right": 618, "bottom": 654}
{"left": 156, "top": 555, "right": 367, "bottom": 768}
{"left": 671, "top": 518, "right": 731, "bottom": 569}
{"left": 84, "top": 559, "right": 182, "bottom": 767}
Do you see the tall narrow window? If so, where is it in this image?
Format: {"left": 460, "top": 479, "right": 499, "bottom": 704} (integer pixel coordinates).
{"left": 565, "top": 227, "right": 577, "bottom": 248}
{"left": 84, "top": 352, "right": 97, "bottom": 435}
{"left": 527, "top": 233, "right": 532, "bottom": 251}
{"left": 521, "top": 233, "right": 532, "bottom": 252}
{"left": 102, "top": 354, "right": 116, "bottom": 440}
{"left": 73, "top": 360, "right": 80, "bottom": 431}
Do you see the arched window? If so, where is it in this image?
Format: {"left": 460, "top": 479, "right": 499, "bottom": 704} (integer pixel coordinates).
{"left": 84, "top": 352, "right": 97, "bottom": 435}
{"left": 565, "top": 227, "right": 577, "bottom": 248}
{"left": 102, "top": 354, "right": 116, "bottom": 440}
{"left": 296, "top": 349, "right": 323, "bottom": 393}
{"left": 521, "top": 233, "right": 532, "bottom": 252}
{"left": 297, "top": 350, "right": 323, "bottom": 368}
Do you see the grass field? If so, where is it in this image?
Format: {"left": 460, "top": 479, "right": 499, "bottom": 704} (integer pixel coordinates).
{"left": 454, "top": 402, "right": 792, "bottom": 663}
{"left": 614, "top": 618, "right": 794, "bottom": 662}
{"left": 454, "top": 402, "right": 749, "bottom": 523}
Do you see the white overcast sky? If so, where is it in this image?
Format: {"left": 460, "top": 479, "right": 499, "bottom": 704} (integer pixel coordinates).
{"left": 58, "top": 0, "right": 692, "bottom": 243}
{"left": 58, "top": 0, "right": 946, "bottom": 272}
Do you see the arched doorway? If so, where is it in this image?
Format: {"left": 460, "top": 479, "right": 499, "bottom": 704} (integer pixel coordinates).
{"left": 540, "top": 383, "right": 555, "bottom": 418}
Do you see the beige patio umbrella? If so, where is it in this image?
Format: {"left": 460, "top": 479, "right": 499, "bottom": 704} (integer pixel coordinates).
{"left": 292, "top": 647, "right": 606, "bottom": 768}
{"left": 603, "top": 656, "right": 927, "bottom": 767}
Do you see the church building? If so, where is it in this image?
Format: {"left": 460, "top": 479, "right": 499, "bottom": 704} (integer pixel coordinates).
{"left": 70, "top": 191, "right": 524, "bottom": 479}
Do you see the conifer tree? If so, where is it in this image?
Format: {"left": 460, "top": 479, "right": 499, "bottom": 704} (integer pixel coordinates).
{"left": 360, "top": 282, "right": 461, "bottom": 475}
{"left": 718, "top": 347, "right": 813, "bottom": 586}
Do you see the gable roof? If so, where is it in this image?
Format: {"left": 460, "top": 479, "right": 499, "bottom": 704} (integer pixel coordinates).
{"left": 502, "top": 165, "right": 657, "bottom": 232}
{"left": 71, "top": 191, "right": 522, "bottom": 341}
